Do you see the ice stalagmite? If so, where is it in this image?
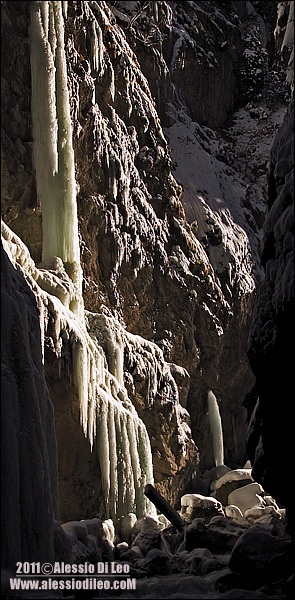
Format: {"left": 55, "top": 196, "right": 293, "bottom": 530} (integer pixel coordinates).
{"left": 207, "top": 390, "right": 224, "bottom": 467}
{"left": 30, "top": 1, "right": 82, "bottom": 306}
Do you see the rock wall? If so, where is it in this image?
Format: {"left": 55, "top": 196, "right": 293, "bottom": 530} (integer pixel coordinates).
{"left": 246, "top": 98, "right": 294, "bottom": 522}
{"left": 1, "top": 244, "right": 58, "bottom": 566}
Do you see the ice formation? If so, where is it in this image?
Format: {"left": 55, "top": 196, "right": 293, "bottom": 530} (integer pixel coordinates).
{"left": 11, "top": 0, "right": 169, "bottom": 519}
{"left": 30, "top": 1, "right": 83, "bottom": 304}
{"left": 207, "top": 390, "right": 224, "bottom": 467}
{"left": 2, "top": 219, "right": 158, "bottom": 518}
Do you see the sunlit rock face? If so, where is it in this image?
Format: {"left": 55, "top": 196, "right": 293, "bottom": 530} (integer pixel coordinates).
{"left": 247, "top": 99, "right": 294, "bottom": 517}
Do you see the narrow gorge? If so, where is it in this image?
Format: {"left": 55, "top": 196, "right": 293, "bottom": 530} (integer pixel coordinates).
{"left": 1, "top": 1, "right": 294, "bottom": 598}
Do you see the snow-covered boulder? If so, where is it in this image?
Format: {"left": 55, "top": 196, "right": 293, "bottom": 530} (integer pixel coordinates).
{"left": 244, "top": 505, "right": 282, "bottom": 524}
{"left": 228, "top": 482, "right": 264, "bottom": 515}
{"left": 225, "top": 504, "right": 246, "bottom": 524}
{"left": 181, "top": 493, "right": 224, "bottom": 522}
{"left": 211, "top": 468, "right": 254, "bottom": 505}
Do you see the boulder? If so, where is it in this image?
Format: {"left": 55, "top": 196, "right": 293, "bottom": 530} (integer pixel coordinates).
{"left": 61, "top": 520, "right": 88, "bottom": 542}
{"left": 225, "top": 505, "right": 246, "bottom": 524}
{"left": 190, "top": 556, "right": 224, "bottom": 576}
{"left": 244, "top": 505, "right": 282, "bottom": 524}
{"left": 180, "top": 493, "right": 224, "bottom": 522}
{"left": 115, "top": 541, "right": 129, "bottom": 558}
{"left": 228, "top": 482, "right": 264, "bottom": 515}
{"left": 120, "top": 513, "right": 137, "bottom": 543}
{"left": 132, "top": 524, "right": 161, "bottom": 556}
{"left": 53, "top": 520, "right": 73, "bottom": 563}
{"left": 81, "top": 518, "right": 103, "bottom": 538}
{"left": 121, "top": 545, "right": 144, "bottom": 563}
{"left": 132, "top": 515, "right": 162, "bottom": 537}
{"left": 229, "top": 523, "right": 292, "bottom": 582}
{"left": 185, "top": 515, "right": 244, "bottom": 553}
{"left": 211, "top": 469, "right": 254, "bottom": 506}
{"left": 84, "top": 534, "right": 102, "bottom": 562}
{"left": 137, "top": 549, "right": 172, "bottom": 575}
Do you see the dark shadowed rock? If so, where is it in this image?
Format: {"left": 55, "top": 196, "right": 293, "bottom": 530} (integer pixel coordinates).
{"left": 1, "top": 244, "right": 58, "bottom": 567}
{"left": 137, "top": 549, "right": 172, "bottom": 576}
{"left": 246, "top": 99, "right": 294, "bottom": 529}
{"left": 229, "top": 523, "right": 292, "bottom": 583}
{"left": 185, "top": 515, "right": 244, "bottom": 553}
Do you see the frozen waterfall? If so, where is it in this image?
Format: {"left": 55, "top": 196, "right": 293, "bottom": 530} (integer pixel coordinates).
{"left": 207, "top": 390, "right": 224, "bottom": 467}
{"left": 28, "top": 1, "right": 157, "bottom": 519}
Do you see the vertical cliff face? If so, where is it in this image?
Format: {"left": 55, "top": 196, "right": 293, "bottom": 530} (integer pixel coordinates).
{"left": 246, "top": 1, "right": 294, "bottom": 531}
{"left": 247, "top": 99, "right": 294, "bottom": 518}
{"left": 1, "top": 243, "right": 58, "bottom": 566}
{"left": 1, "top": 0, "right": 291, "bottom": 556}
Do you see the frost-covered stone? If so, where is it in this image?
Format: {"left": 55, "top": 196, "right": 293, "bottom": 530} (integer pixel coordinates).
{"left": 181, "top": 493, "right": 224, "bottom": 522}
{"left": 115, "top": 541, "right": 129, "bottom": 558}
{"left": 120, "top": 513, "right": 137, "bottom": 543}
{"left": 244, "top": 505, "right": 282, "bottom": 524}
{"left": 102, "top": 519, "right": 116, "bottom": 547}
{"left": 211, "top": 468, "right": 254, "bottom": 506}
{"left": 225, "top": 505, "right": 245, "bottom": 524}
{"left": 211, "top": 469, "right": 253, "bottom": 491}
{"left": 228, "top": 482, "right": 264, "bottom": 516}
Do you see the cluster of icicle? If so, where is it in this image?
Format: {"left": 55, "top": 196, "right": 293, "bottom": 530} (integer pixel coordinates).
{"left": 30, "top": 0, "right": 83, "bottom": 309}
{"left": 27, "top": 0, "right": 157, "bottom": 519}
{"left": 2, "top": 219, "right": 156, "bottom": 519}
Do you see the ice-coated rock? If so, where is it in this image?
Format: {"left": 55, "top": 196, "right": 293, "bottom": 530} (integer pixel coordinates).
{"left": 244, "top": 505, "right": 282, "bottom": 524}
{"left": 120, "top": 512, "right": 137, "bottom": 543}
{"left": 115, "top": 541, "right": 129, "bottom": 558}
{"left": 228, "top": 482, "right": 264, "bottom": 515}
{"left": 102, "top": 518, "right": 116, "bottom": 547}
{"left": 211, "top": 469, "right": 253, "bottom": 491}
{"left": 225, "top": 505, "right": 246, "bottom": 524}
{"left": 211, "top": 468, "right": 254, "bottom": 506}
{"left": 180, "top": 493, "right": 224, "bottom": 522}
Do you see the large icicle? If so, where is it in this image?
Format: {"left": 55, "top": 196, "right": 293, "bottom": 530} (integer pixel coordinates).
{"left": 30, "top": 1, "right": 83, "bottom": 309}
{"left": 207, "top": 390, "right": 224, "bottom": 467}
